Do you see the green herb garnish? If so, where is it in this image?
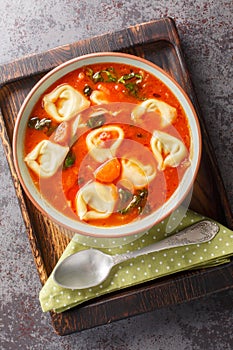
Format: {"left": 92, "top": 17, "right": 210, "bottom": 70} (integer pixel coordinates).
{"left": 118, "top": 71, "right": 144, "bottom": 99}
{"left": 28, "top": 117, "right": 51, "bottom": 130}
{"left": 92, "top": 71, "right": 104, "bottom": 83}
{"left": 118, "top": 72, "right": 143, "bottom": 84}
{"left": 85, "top": 67, "right": 94, "bottom": 77}
{"left": 118, "top": 188, "right": 148, "bottom": 215}
{"left": 92, "top": 69, "right": 117, "bottom": 83}
{"left": 63, "top": 151, "right": 76, "bottom": 169}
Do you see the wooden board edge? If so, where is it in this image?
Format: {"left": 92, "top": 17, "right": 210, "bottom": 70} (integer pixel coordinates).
{"left": 51, "top": 261, "right": 233, "bottom": 335}
{"left": 0, "top": 17, "right": 175, "bottom": 86}
{"left": 0, "top": 108, "right": 48, "bottom": 284}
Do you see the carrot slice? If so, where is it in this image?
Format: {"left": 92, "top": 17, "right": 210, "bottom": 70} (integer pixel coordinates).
{"left": 94, "top": 158, "right": 121, "bottom": 183}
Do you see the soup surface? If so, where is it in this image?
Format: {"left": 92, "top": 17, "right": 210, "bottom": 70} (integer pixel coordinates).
{"left": 24, "top": 62, "right": 191, "bottom": 227}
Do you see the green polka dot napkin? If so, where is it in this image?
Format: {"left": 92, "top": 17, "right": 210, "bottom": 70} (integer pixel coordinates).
{"left": 39, "top": 209, "right": 233, "bottom": 313}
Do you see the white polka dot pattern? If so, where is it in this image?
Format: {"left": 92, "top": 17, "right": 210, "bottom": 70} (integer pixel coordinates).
{"left": 39, "top": 209, "right": 233, "bottom": 313}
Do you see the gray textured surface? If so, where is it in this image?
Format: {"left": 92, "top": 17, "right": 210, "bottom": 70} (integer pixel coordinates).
{"left": 0, "top": 0, "right": 232, "bottom": 349}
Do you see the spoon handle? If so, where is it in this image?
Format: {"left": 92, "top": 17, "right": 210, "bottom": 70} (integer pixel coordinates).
{"left": 115, "top": 220, "right": 219, "bottom": 263}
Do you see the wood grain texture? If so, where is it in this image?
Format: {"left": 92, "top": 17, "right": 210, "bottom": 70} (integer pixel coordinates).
{"left": 0, "top": 17, "right": 232, "bottom": 335}
{"left": 50, "top": 262, "right": 233, "bottom": 335}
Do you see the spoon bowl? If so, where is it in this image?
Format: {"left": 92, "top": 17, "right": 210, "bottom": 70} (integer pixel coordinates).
{"left": 54, "top": 249, "right": 114, "bottom": 289}
{"left": 53, "top": 220, "right": 219, "bottom": 289}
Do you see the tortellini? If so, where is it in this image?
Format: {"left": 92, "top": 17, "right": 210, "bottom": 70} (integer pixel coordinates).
{"left": 75, "top": 181, "right": 118, "bottom": 220}
{"left": 121, "top": 158, "right": 156, "bottom": 189}
{"left": 24, "top": 140, "right": 69, "bottom": 178}
{"left": 43, "top": 84, "right": 90, "bottom": 122}
{"left": 150, "top": 131, "right": 188, "bottom": 170}
{"left": 90, "top": 90, "right": 109, "bottom": 105}
{"left": 131, "top": 98, "right": 177, "bottom": 127}
{"left": 86, "top": 125, "right": 124, "bottom": 162}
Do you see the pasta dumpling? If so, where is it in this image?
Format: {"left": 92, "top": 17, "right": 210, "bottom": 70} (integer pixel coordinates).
{"left": 75, "top": 181, "right": 118, "bottom": 220}
{"left": 121, "top": 158, "right": 156, "bottom": 189}
{"left": 150, "top": 131, "right": 188, "bottom": 170}
{"left": 131, "top": 98, "right": 177, "bottom": 127}
{"left": 24, "top": 140, "right": 69, "bottom": 178}
{"left": 43, "top": 84, "right": 90, "bottom": 122}
{"left": 86, "top": 125, "right": 124, "bottom": 162}
{"left": 90, "top": 90, "right": 109, "bottom": 105}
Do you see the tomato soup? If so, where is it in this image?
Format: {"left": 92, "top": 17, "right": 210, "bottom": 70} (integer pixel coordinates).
{"left": 24, "top": 62, "right": 191, "bottom": 227}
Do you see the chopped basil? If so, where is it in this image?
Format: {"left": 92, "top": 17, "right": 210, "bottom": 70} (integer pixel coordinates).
{"left": 86, "top": 67, "right": 117, "bottom": 84}
{"left": 84, "top": 66, "right": 145, "bottom": 100}
{"left": 118, "top": 188, "right": 148, "bottom": 215}
{"left": 118, "top": 72, "right": 143, "bottom": 84}
{"left": 92, "top": 71, "right": 104, "bottom": 83}
{"left": 125, "top": 82, "right": 139, "bottom": 96}
{"left": 118, "top": 71, "right": 144, "bottom": 99}
{"left": 85, "top": 67, "right": 94, "bottom": 77}
{"left": 28, "top": 117, "right": 51, "bottom": 130}
{"left": 103, "top": 70, "right": 117, "bottom": 82}
{"left": 118, "top": 72, "right": 134, "bottom": 84}
{"left": 92, "top": 69, "right": 117, "bottom": 83}
{"left": 63, "top": 151, "right": 76, "bottom": 169}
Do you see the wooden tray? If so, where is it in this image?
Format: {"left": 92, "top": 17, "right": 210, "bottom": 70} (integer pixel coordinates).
{"left": 0, "top": 18, "right": 232, "bottom": 336}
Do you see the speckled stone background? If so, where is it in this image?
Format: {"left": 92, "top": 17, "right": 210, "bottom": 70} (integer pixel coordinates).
{"left": 0, "top": 0, "right": 232, "bottom": 349}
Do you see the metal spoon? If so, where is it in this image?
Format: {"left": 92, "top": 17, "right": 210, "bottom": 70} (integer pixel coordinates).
{"left": 53, "top": 220, "right": 219, "bottom": 289}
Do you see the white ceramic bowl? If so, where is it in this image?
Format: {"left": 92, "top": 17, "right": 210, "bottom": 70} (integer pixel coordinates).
{"left": 13, "top": 52, "right": 201, "bottom": 239}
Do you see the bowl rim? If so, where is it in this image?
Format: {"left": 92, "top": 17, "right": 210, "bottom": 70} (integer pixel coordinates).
{"left": 13, "top": 51, "right": 202, "bottom": 238}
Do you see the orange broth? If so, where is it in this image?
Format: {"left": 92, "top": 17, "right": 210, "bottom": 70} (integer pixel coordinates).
{"left": 24, "top": 62, "right": 191, "bottom": 227}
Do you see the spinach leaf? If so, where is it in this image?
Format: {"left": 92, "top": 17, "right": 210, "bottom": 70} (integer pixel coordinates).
{"left": 92, "top": 68, "right": 117, "bottom": 83}
{"left": 118, "top": 71, "right": 144, "bottom": 99}
{"left": 63, "top": 151, "right": 76, "bottom": 169}
{"left": 28, "top": 117, "right": 51, "bottom": 130}
{"left": 118, "top": 72, "right": 143, "bottom": 84}
{"left": 118, "top": 188, "right": 148, "bottom": 215}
